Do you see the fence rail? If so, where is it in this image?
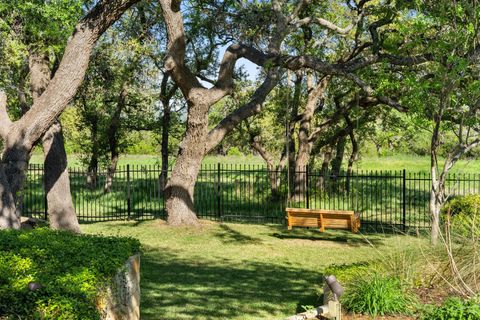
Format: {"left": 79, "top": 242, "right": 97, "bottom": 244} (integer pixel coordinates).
{"left": 22, "top": 164, "right": 480, "bottom": 231}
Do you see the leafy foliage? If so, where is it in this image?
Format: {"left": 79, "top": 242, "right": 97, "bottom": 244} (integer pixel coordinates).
{"left": 0, "top": 228, "right": 141, "bottom": 319}
{"left": 421, "top": 297, "right": 480, "bottom": 320}
{"left": 323, "top": 262, "right": 372, "bottom": 285}
{"left": 443, "top": 195, "right": 480, "bottom": 237}
{"left": 342, "top": 273, "right": 416, "bottom": 317}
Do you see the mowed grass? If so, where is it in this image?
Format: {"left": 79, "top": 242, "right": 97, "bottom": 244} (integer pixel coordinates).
{"left": 29, "top": 153, "right": 480, "bottom": 173}
{"left": 81, "top": 220, "right": 427, "bottom": 320}
{"left": 355, "top": 154, "right": 480, "bottom": 174}
{"left": 29, "top": 154, "right": 265, "bottom": 168}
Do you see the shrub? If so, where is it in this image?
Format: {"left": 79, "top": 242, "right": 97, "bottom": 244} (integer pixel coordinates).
{"left": 442, "top": 194, "right": 480, "bottom": 237}
{"left": 0, "top": 228, "right": 141, "bottom": 319}
{"left": 324, "top": 262, "right": 372, "bottom": 285}
{"left": 342, "top": 273, "right": 416, "bottom": 317}
{"left": 227, "top": 146, "right": 243, "bottom": 156}
{"left": 437, "top": 195, "right": 480, "bottom": 296}
{"left": 443, "top": 194, "right": 480, "bottom": 217}
{"left": 421, "top": 297, "right": 480, "bottom": 320}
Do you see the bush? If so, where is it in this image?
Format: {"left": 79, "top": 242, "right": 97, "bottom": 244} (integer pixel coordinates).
{"left": 227, "top": 146, "right": 243, "bottom": 156}
{"left": 342, "top": 273, "right": 416, "bottom": 317}
{"left": 442, "top": 195, "right": 480, "bottom": 237}
{"left": 0, "top": 228, "right": 141, "bottom": 319}
{"left": 421, "top": 297, "right": 480, "bottom": 320}
{"left": 324, "top": 262, "right": 372, "bottom": 285}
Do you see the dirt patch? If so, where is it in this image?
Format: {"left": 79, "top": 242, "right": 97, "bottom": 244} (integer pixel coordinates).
{"left": 414, "top": 285, "right": 455, "bottom": 306}
{"left": 340, "top": 314, "right": 414, "bottom": 320}
{"left": 150, "top": 219, "right": 218, "bottom": 229}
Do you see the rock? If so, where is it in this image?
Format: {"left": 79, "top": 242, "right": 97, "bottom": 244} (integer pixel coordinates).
{"left": 99, "top": 254, "right": 141, "bottom": 320}
{"left": 27, "top": 282, "right": 43, "bottom": 291}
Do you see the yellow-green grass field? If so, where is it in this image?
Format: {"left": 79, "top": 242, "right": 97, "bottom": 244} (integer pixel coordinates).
{"left": 29, "top": 153, "right": 480, "bottom": 174}
{"left": 81, "top": 220, "right": 427, "bottom": 320}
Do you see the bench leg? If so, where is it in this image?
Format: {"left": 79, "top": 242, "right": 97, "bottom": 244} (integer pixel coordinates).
{"left": 352, "top": 220, "right": 359, "bottom": 233}
{"left": 287, "top": 215, "right": 292, "bottom": 230}
{"left": 319, "top": 214, "right": 325, "bottom": 232}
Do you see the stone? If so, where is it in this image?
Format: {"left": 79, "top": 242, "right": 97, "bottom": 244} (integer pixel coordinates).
{"left": 99, "top": 254, "right": 141, "bottom": 320}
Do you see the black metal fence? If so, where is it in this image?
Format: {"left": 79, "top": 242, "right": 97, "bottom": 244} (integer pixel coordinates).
{"left": 21, "top": 163, "right": 480, "bottom": 230}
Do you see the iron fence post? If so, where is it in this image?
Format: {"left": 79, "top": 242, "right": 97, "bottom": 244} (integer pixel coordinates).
{"left": 402, "top": 169, "right": 406, "bottom": 232}
{"left": 306, "top": 165, "right": 310, "bottom": 209}
{"left": 44, "top": 165, "right": 48, "bottom": 221}
{"left": 217, "top": 162, "right": 221, "bottom": 219}
{"left": 127, "top": 164, "right": 131, "bottom": 220}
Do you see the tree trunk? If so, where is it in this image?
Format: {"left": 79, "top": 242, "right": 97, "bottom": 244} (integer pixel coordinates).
{"left": 317, "top": 147, "right": 333, "bottom": 190}
{"left": 165, "top": 103, "right": 208, "bottom": 226}
{"left": 104, "top": 84, "right": 127, "bottom": 193}
{"left": 159, "top": 101, "right": 171, "bottom": 191}
{"left": 330, "top": 135, "right": 346, "bottom": 178}
{"left": 249, "top": 134, "right": 283, "bottom": 199}
{"left": 293, "top": 75, "right": 328, "bottom": 200}
{"left": 346, "top": 130, "right": 358, "bottom": 194}
{"left": 30, "top": 51, "right": 80, "bottom": 232}
{"left": 104, "top": 152, "right": 120, "bottom": 193}
{"left": 0, "top": 165, "right": 20, "bottom": 229}
{"left": 42, "top": 121, "right": 81, "bottom": 232}
{"left": 0, "top": 141, "right": 30, "bottom": 229}
{"left": 86, "top": 116, "right": 99, "bottom": 188}
{"left": 375, "top": 142, "right": 382, "bottom": 156}
{"left": 430, "top": 186, "right": 441, "bottom": 245}
{"left": 287, "top": 74, "right": 302, "bottom": 199}
{"left": 294, "top": 149, "right": 310, "bottom": 202}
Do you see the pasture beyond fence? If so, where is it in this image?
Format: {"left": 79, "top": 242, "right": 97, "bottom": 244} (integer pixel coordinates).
{"left": 22, "top": 164, "right": 480, "bottom": 231}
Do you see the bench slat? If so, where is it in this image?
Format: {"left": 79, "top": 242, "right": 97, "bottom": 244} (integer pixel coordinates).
{"left": 286, "top": 208, "right": 354, "bottom": 215}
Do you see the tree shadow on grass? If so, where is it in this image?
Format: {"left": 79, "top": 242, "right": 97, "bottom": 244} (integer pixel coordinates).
{"left": 213, "top": 224, "right": 264, "bottom": 245}
{"left": 140, "top": 248, "right": 324, "bottom": 320}
{"left": 265, "top": 225, "right": 388, "bottom": 247}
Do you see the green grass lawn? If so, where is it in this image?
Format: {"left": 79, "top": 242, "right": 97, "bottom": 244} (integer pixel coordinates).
{"left": 354, "top": 154, "right": 480, "bottom": 174}
{"left": 81, "top": 220, "right": 427, "bottom": 320}
{"left": 29, "top": 154, "right": 266, "bottom": 168}
{"left": 29, "top": 153, "right": 480, "bottom": 174}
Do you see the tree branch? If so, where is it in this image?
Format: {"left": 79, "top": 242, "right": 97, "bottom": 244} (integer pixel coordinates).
{"left": 293, "top": 14, "right": 363, "bottom": 35}
{"left": 159, "top": 0, "right": 204, "bottom": 102}
{"left": 10, "top": 0, "right": 140, "bottom": 151}
{"left": 205, "top": 70, "right": 281, "bottom": 152}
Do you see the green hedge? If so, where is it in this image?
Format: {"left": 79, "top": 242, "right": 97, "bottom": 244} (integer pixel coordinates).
{"left": 0, "top": 228, "right": 141, "bottom": 319}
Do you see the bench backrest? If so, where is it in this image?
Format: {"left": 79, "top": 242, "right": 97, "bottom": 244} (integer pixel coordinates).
{"left": 286, "top": 208, "right": 355, "bottom": 219}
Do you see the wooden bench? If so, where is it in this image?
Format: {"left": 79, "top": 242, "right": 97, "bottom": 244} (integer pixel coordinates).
{"left": 285, "top": 208, "right": 360, "bottom": 233}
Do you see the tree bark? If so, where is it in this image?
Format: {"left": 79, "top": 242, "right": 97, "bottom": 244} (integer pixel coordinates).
{"left": 317, "top": 146, "right": 333, "bottom": 190}
{"left": 249, "top": 134, "right": 284, "bottom": 198}
{"left": 158, "top": 75, "right": 177, "bottom": 191}
{"left": 165, "top": 102, "right": 209, "bottom": 226}
{"left": 159, "top": 101, "right": 171, "bottom": 190}
{"left": 346, "top": 127, "right": 358, "bottom": 194}
{"left": 330, "top": 135, "right": 346, "bottom": 178}
{"left": 0, "top": 166, "right": 19, "bottom": 229}
{"left": 86, "top": 114, "right": 99, "bottom": 188}
{"left": 42, "top": 121, "right": 80, "bottom": 232}
{"left": 294, "top": 75, "right": 328, "bottom": 199}
{"left": 104, "top": 85, "right": 127, "bottom": 193}
{"left": 29, "top": 50, "right": 80, "bottom": 232}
